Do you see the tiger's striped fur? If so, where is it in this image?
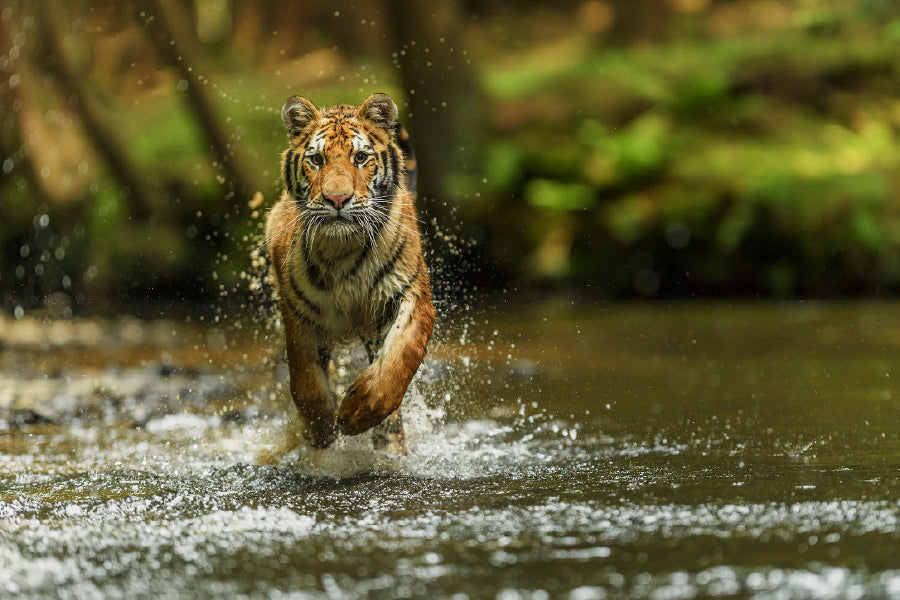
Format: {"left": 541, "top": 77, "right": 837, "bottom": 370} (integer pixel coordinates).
{"left": 265, "top": 93, "right": 434, "bottom": 452}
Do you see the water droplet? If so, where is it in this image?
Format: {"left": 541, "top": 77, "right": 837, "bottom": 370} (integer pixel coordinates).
{"left": 665, "top": 221, "right": 691, "bottom": 249}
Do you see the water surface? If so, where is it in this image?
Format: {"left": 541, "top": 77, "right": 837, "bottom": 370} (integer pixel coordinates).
{"left": 1, "top": 302, "right": 899, "bottom": 599}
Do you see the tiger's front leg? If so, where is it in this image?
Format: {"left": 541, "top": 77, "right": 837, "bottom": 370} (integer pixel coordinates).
{"left": 337, "top": 290, "right": 434, "bottom": 437}
{"left": 360, "top": 337, "right": 406, "bottom": 455}
{"left": 279, "top": 300, "right": 338, "bottom": 448}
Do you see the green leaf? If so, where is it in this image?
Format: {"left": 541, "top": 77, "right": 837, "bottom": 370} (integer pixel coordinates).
{"left": 525, "top": 179, "right": 595, "bottom": 212}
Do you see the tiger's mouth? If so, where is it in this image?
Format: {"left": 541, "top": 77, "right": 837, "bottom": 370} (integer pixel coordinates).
{"left": 324, "top": 210, "right": 359, "bottom": 224}
{"left": 304, "top": 201, "right": 375, "bottom": 238}
{"left": 318, "top": 214, "right": 364, "bottom": 238}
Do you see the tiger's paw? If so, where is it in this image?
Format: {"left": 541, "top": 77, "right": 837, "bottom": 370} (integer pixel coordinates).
{"left": 336, "top": 371, "right": 400, "bottom": 436}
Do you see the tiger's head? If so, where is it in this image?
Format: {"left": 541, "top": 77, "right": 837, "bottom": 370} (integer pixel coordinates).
{"left": 281, "top": 93, "right": 406, "bottom": 238}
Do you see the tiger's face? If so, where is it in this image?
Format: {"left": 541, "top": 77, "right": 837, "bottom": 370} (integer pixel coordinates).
{"left": 281, "top": 93, "right": 404, "bottom": 238}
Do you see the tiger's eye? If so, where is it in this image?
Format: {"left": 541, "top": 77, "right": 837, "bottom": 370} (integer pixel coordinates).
{"left": 310, "top": 154, "right": 324, "bottom": 166}
{"left": 354, "top": 151, "right": 369, "bottom": 165}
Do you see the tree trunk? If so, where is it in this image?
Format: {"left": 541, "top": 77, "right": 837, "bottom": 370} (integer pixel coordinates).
{"left": 136, "top": 0, "right": 263, "bottom": 202}
{"left": 0, "top": 6, "right": 44, "bottom": 204}
{"left": 32, "top": 2, "right": 156, "bottom": 220}
{"left": 384, "top": 0, "right": 484, "bottom": 219}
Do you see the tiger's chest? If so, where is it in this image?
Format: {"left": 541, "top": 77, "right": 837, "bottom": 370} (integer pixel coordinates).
{"left": 282, "top": 243, "right": 397, "bottom": 339}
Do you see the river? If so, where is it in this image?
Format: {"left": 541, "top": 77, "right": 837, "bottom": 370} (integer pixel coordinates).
{"left": 1, "top": 301, "right": 898, "bottom": 599}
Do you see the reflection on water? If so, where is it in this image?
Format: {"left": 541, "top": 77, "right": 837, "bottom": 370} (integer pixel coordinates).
{"left": 1, "top": 302, "right": 899, "bottom": 599}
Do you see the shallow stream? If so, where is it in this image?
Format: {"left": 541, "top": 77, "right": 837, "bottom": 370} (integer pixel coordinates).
{"left": 1, "top": 301, "right": 899, "bottom": 599}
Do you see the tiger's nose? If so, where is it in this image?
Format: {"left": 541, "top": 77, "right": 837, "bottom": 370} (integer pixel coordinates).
{"left": 324, "top": 194, "right": 352, "bottom": 210}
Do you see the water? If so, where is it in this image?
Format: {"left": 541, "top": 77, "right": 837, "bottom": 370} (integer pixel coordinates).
{"left": 1, "top": 302, "right": 899, "bottom": 599}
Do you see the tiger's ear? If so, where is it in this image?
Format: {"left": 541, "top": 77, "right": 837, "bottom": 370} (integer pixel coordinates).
{"left": 282, "top": 96, "right": 319, "bottom": 137}
{"left": 359, "top": 93, "right": 398, "bottom": 132}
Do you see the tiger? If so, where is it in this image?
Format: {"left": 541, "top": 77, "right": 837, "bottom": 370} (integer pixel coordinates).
{"left": 265, "top": 93, "right": 435, "bottom": 454}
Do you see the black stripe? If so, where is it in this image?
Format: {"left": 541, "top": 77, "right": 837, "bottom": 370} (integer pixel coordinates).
{"left": 386, "top": 145, "right": 400, "bottom": 191}
{"left": 346, "top": 242, "right": 371, "bottom": 278}
{"left": 371, "top": 234, "right": 407, "bottom": 291}
{"left": 284, "top": 150, "right": 294, "bottom": 194}
{"left": 301, "top": 230, "right": 328, "bottom": 289}
{"left": 379, "top": 151, "right": 388, "bottom": 183}
{"left": 293, "top": 129, "right": 314, "bottom": 152}
{"left": 380, "top": 262, "right": 421, "bottom": 330}
{"left": 297, "top": 176, "right": 309, "bottom": 202}
{"left": 281, "top": 293, "right": 322, "bottom": 330}
{"left": 292, "top": 152, "right": 301, "bottom": 197}
{"left": 374, "top": 152, "right": 386, "bottom": 190}
{"left": 307, "top": 263, "right": 327, "bottom": 290}
{"left": 388, "top": 262, "right": 421, "bottom": 308}
{"left": 287, "top": 268, "right": 323, "bottom": 316}
{"left": 372, "top": 149, "right": 396, "bottom": 232}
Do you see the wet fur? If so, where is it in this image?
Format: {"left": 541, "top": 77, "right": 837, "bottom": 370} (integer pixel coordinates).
{"left": 265, "top": 93, "right": 434, "bottom": 453}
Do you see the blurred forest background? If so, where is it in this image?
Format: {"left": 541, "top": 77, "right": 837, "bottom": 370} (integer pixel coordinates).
{"left": 2, "top": 0, "right": 900, "bottom": 317}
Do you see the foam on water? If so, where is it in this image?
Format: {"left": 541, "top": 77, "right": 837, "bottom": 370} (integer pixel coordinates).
{"left": 3, "top": 390, "right": 900, "bottom": 600}
{"left": 4, "top": 459, "right": 899, "bottom": 599}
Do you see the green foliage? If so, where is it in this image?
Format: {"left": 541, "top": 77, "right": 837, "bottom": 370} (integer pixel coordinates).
{"left": 580, "top": 114, "right": 671, "bottom": 185}
{"left": 124, "top": 96, "right": 209, "bottom": 176}
{"left": 9, "top": 0, "right": 900, "bottom": 310}
{"left": 469, "top": 1, "right": 900, "bottom": 295}
{"left": 525, "top": 179, "right": 594, "bottom": 212}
